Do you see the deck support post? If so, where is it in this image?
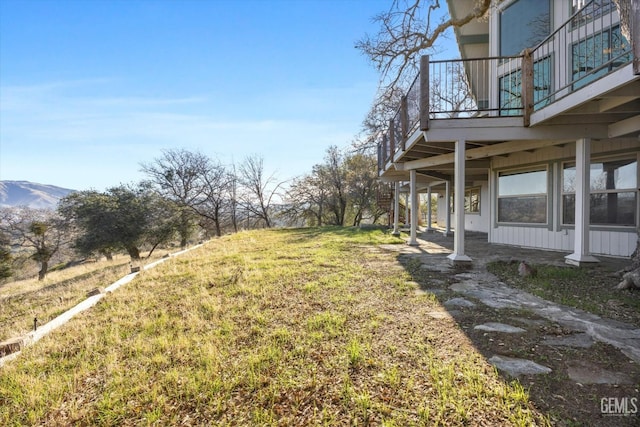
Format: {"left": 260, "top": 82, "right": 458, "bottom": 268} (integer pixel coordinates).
{"left": 426, "top": 185, "right": 434, "bottom": 233}
{"left": 392, "top": 181, "right": 400, "bottom": 236}
{"left": 448, "top": 140, "right": 472, "bottom": 264}
{"left": 404, "top": 193, "right": 409, "bottom": 226}
{"left": 566, "top": 138, "right": 599, "bottom": 266}
{"left": 444, "top": 180, "right": 452, "bottom": 237}
{"left": 408, "top": 170, "right": 419, "bottom": 246}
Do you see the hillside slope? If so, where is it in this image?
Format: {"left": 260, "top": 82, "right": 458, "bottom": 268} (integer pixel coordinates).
{"left": 0, "top": 180, "right": 75, "bottom": 209}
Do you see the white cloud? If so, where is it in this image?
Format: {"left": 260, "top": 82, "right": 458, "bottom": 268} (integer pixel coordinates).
{"left": 0, "top": 78, "right": 368, "bottom": 190}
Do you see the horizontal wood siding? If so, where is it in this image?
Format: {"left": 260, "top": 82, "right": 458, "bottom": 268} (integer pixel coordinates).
{"left": 490, "top": 226, "right": 637, "bottom": 257}
{"left": 490, "top": 140, "right": 639, "bottom": 257}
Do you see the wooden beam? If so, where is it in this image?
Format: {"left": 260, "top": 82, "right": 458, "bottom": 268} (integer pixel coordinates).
{"left": 396, "top": 139, "right": 568, "bottom": 171}
{"left": 416, "top": 171, "right": 451, "bottom": 181}
{"left": 599, "top": 96, "right": 640, "bottom": 112}
{"left": 608, "top": 115, "right": 640, "bottom": 138}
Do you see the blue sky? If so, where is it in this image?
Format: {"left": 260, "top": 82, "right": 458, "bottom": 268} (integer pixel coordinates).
{"left": 0, "top": 0, "right": 451, "bottom": 192}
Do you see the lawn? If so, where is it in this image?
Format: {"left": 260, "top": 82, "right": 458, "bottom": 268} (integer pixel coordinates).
{"left": 0, "top": 227, "right": 549, "bottom": 426}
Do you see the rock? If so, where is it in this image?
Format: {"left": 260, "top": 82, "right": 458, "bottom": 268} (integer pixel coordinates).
{"left": 518, "top": 261, "right": 537, "bottom": 277}
{"left": 566, "top": 361, "right": 634, "bottom": 385}
{"left": 444, "top": 297, "right": 476, "bottom": 308}
{"left": 474, "top": 323, "right": 526, "bottom": 333}
{"left": 541, "top": 333, "right": 594, "bottom": 348}
{"left": 489, "top": 355, "right": 552, "bottom": 377}
{"left": 0, "top": 337, "right": 25, "bottom": 357}
{"left": 427, "top": 311, "right": 452, "bottom": 320}
{"left": 423, "top": 288, "right": 447, "bottom": 296}
{"left": 87, "top": 287, "right": 105, "bottom": 297}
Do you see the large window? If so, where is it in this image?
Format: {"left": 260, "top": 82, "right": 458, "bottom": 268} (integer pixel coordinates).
{"left": 500, "top": 0, "right": 551, "bottom": 56}
{"left": 498, "top": 168, "right": 548, "bottom": 223}
{"left": 572, "top": 26, "right": 631, "bottom": 90}
{"left": 562, "top": 158, "right": 637, "bottom": 226}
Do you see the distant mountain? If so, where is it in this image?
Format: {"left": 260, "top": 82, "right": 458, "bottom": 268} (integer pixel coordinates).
{"left": 0, "top": 181, "right": 75, "bottom": 210}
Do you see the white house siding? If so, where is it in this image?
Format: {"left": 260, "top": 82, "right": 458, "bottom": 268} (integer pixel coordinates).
{"left": 489, "top": 140, "right": 640, "bottom": 257}
{"left": 490, "top": 221, "right": 637, "bottom": 257}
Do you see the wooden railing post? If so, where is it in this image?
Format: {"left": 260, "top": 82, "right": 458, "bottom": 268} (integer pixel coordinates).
{"left": 382, "top": 134, "right": 388, "bottom": 164}
{"left": 400, "top": 96, "right": 408, "bottom": 150}
{"left": 633, "top": 0, "right": 639, "bottom": 75}
{"left": 388, "top": 118, "right": 396, "bottom": 157}
{"left": 521, "top": 49, "right": 534, "bottom": 127}
{"left": 420, "top": 55, "right": 430, "bottom": 131}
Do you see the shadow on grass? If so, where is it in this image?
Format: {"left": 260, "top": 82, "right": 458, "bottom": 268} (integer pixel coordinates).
{"left": 390, "top": 231, "right": 640, "bottom": 427}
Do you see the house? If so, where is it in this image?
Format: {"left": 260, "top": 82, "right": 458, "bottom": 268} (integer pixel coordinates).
{"left": 378, "top": 0, "right": 640, "bottom": 265}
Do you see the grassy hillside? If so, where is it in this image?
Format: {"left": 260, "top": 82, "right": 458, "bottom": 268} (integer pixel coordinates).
{"left": 0, "top": 253, "right": 167, "bottom": 343}
{"left": 0, "top": 227, "right": 548, "bottom": 425}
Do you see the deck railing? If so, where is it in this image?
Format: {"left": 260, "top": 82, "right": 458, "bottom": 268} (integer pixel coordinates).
{"left": 531, "top": 0, "right": 634, "bottom": 109}
{"left": 378, "top": 0, "right": 637, "bottom": 172}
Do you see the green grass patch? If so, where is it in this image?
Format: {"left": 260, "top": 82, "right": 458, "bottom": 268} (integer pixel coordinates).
{"left": 1, "top": 227, "right": 549, "bottom": 425}
{"left": 488, "top": 260, "right": 640, "bottom": 326}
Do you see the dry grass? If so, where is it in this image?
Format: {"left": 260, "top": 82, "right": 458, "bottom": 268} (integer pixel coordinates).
{"left": 0, "top": 227, "right": 549, "bottom": 425}
{"left": 0, "top": 252, "right": 168, "bottom": 342}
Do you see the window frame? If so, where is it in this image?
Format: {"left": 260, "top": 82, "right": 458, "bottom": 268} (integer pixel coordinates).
{"left": 450, "top": 186, "right": 482, "bottom": 214}
{"left": 496, "top": 166, "right": 549, "bottom": 225}
{"left": 561, "top": 155, "right": 638, "bottom": 228}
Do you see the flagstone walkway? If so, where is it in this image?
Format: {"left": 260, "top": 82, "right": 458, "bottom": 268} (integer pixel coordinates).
{"left": 380, "top": 229, "right": 640, "bottom": 383}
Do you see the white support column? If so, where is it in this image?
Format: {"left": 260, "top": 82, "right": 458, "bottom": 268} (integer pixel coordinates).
{"left": 426, "top": 186, "right": 434, "bottom": 233}
{"left": 404, "top": 193, "right": 409, "bottom": 226}
{"left": 447, "top": 140, "right": 472, "bottom": 264}
{"left": 565, "top": 138, "right": 599, "bottom": 266}
{"left": 444, "top": 180, "right": 452, "bottom": 236}
{"left": 392, "top": 181, "right": 400, "bottom": 236}
{"left": 408, "top": 169, "right": 419, "bottom": 246}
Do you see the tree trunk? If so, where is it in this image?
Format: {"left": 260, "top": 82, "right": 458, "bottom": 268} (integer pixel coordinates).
{"left": 126, "top": 246, "right": 141, "bottom": 261}
{"left": 38, "top": 260, "right": 48, "bottom": 281}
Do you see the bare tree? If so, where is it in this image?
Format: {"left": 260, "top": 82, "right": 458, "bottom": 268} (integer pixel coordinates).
{"left": 141, "top": 149, "right": 210, "bottom": 247}
{"left": 356, "top": 0, "right": 495, "bottom": 89}
{"left": 194, "top": 161, "right": 233, "bottom": 237}
{"left": 355, "top": 0, "right": 499, "bottom": 151}
{"left": 238, "top": 155, "right": 285, "bottom": 228}
{"left": 319, "top": 146, "right": 348, "bottom": 226}
{"left": 345, "top": 153, "right": 380, "bottom": 226}
{"left": 228, "top": 163, "right": 240, "bottom": 233}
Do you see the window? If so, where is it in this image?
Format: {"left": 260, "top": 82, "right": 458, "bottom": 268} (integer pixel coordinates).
{"left": 562, "top": 158, "right": 637, "bottom": 226}
{"left": 450, "top": 187, "right": 481, "bottom": 213}
{"left": 572, "top": 26, "right": 631, "bottom": 90}
{"left": 498, "top": 168, "right": 547, "bottom": 223}
{"left": 500, "top": 0, "right": 551, "bottom": 56}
